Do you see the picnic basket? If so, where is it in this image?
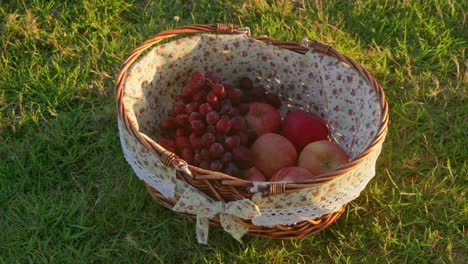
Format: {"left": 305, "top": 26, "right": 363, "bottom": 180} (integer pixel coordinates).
{"left": 115, "top": 23, "right": 388, "bottom": 243}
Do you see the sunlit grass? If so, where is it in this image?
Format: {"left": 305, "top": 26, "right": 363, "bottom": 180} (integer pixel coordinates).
{"left": 1, "top": 0, "right": 466, "bottom": 263}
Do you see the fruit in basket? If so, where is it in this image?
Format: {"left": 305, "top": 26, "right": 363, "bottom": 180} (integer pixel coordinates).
{"left": 245, "top": 167, "right": 266, "bottom": 182}
{"left": 245, "top": 102, "right": 281, "bottom": 136}
{"left": 232, "top": 146, "right": 254, "bottom": 169}
{"left": 224, "top": 135, "right": 241, "bottom": 150}
{"left": 212, "top": 83, "right": 226, "bottom": 98}
{"left": 227, "top": 88, "right": 243, "bottom": 105}
{"left": 206, "top": 92, "right": 219, "bottom": 108}
{"left": 298, "top": 140, "right": 348, "bottom": 175}
{"left": 172, "top": 102, "right": 186, "bottom": 115}
{"left": 216, "top": 117, "right": 232, "bottom": 133}
{"left": 157, "top": 138, "right": 176, "bottom": 153}
{"left": 175, "top": 135, "right": 190, "bottom": 149}
{"left": 159, "top": 117, "right": 177, "bottom": 131}
{"left": 158, "top": 72, "right": 287, "bottom": 177}
{"left": 270, "top": 166, "right": 316, "bottom": 183}
{"left": 209, "top": 160, "right": 224, "bottom": 171}
{"left": 191, "top": 71, "right": 204, "bottom": 80}
{"left": 180, "top": 147, "right": 194, "bottom": 164}
{"left": 250, "top": 133, "right": 297, "bottom": 179}
{"left": 281, "top": 109, "right": 329, "bottom": 151}
{"left": 224, "top": 162, "right": 242, "bottom": 177}
{"left": 181, "top": 79, "right": 203, "bottom": 97}
{"left": 198, "top": 103, "right": 212, "bottom": 116}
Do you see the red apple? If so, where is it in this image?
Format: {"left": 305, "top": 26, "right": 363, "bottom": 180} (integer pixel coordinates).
{"left": 244, "top": 167, "right": 267, "bottom": 182}
{"left": 251, "top": 133, "right": 297, "bottom": 179}
{"left": 245, "top": 102, "right": 281, "bottom": 136}
{"left": 270, "top": 166, "right": 316, "bottom": 183}
{"left": 298, "top": 140, "right": 348, "bottom": 175}
{"left": 281, "top": 109, "right": 329, "bottom": 151}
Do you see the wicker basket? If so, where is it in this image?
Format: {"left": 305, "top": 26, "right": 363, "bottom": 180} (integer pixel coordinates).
{"left": 115, "top": 23, "right": 388, "bottom": 242}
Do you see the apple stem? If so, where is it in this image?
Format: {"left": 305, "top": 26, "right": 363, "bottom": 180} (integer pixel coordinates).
{"left": 324, "top": 160, "right": 333, "bottom": 169}
{"left": 255, "top": 108, "right": 263, "bottom": 117}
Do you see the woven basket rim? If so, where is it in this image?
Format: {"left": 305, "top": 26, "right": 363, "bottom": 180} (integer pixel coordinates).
{"left": 115, "top": 23, "right": 389, "bottom": 197}
{"left": 145, "top": 183, "right": 346, "bottom": 240}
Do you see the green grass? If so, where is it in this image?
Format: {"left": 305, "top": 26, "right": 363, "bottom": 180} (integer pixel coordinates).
{"left": 1, "top": 0, "right": 467, "bottom": 263}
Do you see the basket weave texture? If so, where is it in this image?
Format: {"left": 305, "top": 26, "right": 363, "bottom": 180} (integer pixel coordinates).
{"left": 115, "top": 23, "right": 388, "bottom": 242}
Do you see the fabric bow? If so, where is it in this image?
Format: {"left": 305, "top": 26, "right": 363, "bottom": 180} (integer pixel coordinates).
{"left": 172, "top": 185, "right": 261, "bottom": 244}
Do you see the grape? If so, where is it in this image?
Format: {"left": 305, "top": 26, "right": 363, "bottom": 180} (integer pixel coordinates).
{"left": 209, "top": 160, "right": 224, "bottom": 172}
{"left": 175, "top": 94, "right": 191, "bottom": 103}
{"left": 188, "top": 112, "right": 203, "bottom": 122}
{"left": 232, "top": 146, "right": 251, "bottom": 160}
{"left": 172, "top": 102, "right": 186, "bottom": 115}
{"left": 206, "top": 92, "right": 219, "bottom": 108}
{"left": 198, "top": 103, "right": 212, "bottom": 116}
{"left": 205, "top": 111, "right": 220, "bottom": 125}
{"left": 239, "top": 77, "right": 253, "bottom": 90}
{"left": 264, "top": 93, "right": 282, "bottom": 108}
{"left": 220, "top": 98, "right": 232, "bottom": 107}
{"left": 209, "top": 143, "right": 224, "bottom": 158}
{"left": 185, "top": 102, "right": 200, "bottom": 114}
{"left": 201, "top": 132, "right": 216, "bottom": 147}
{"left": 215, "top": 132, "right": 226, "bottom": 143}
{"left": 193, "top": 152, "right": 202, "bottom": 165}
{"left": 216, "top": 117, "right": 232, "bottom": 133}
{"left": 205, "top": 71, "right": 219, "bottom": 84}
{"left": 221, "top": 80, "right": 235, "bottom": 90}
{"left": 161, "top": 73, "right": 273, "bottom": 175}
{"left": 175, "top": 135, "right": 190, "bottom": 150}
{"left": 212, "top": 83, "right": 226, "bottom": 98}
{"left": 175, "top": 113, "right": 189, "bottom": 127}
{"left": 224, "top": 135, "right": 241, "bottom": 150}
{"left": 175, "top": 128, "right": 188, "bottom": 136}
{"left": 159, "top": 117, "right": 176, "bottom": 131}
{"left": 193, "top": 90, "right": 207, "bottom": 103}
{"left": 229, "top": 108, "right": 240, "bottom": 117}
{"left": 200, "top": 148, "right": 210, "bottom": 160}
{"left": 230, "top": 116, "right": 246, "bottom": 132}
{"left": 219, "top": 104, "right": 234, "bottom": 116}
{"left": 192, "top": 71, "right": 204, "bottom": 80}
{"left": 190, "top": 120, "right": 206, "bottom": 134}
{"left": 180, "top": 147, "right": 194, "bottom": 164}
{"left": 182, "top": 80, "right": 203, "bottom": 97}
{"left": 232, "top": 146, "right": 254, "bottom": 169}
{"left": 206, "top": 125, "right": 216, "bottom": 134}
{"left": 227, "top": 88, "right": 242, "bottom": 105}
{"left": 189, "top": 133, "right": 203, "bottom": 149}
{"left": 157, "top": 138, "right": 176, "bottom": 153}
{"left": 222, "top": 152, "right": 233, "bottom": 163}
{"left": 224, "top": 162, "right": 241, "bottom": 177}
{"left": 199, "top": 160, "right": 210, "bottom": 170}
{"left": 175, "top": 94, "right": 185, "bottom": 102}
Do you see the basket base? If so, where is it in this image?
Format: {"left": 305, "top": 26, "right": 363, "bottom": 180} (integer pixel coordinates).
{"left": 145, "top": 184, "right": 345, "bottom": 240}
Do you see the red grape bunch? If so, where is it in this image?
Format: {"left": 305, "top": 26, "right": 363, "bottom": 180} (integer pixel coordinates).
{"left": 157, "top": 71, "right": 281, "bottom": 178}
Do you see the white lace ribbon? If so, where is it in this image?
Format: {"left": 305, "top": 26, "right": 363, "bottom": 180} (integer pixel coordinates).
{"left": 172, "top": 185, "right": 261, "bottom": 244}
